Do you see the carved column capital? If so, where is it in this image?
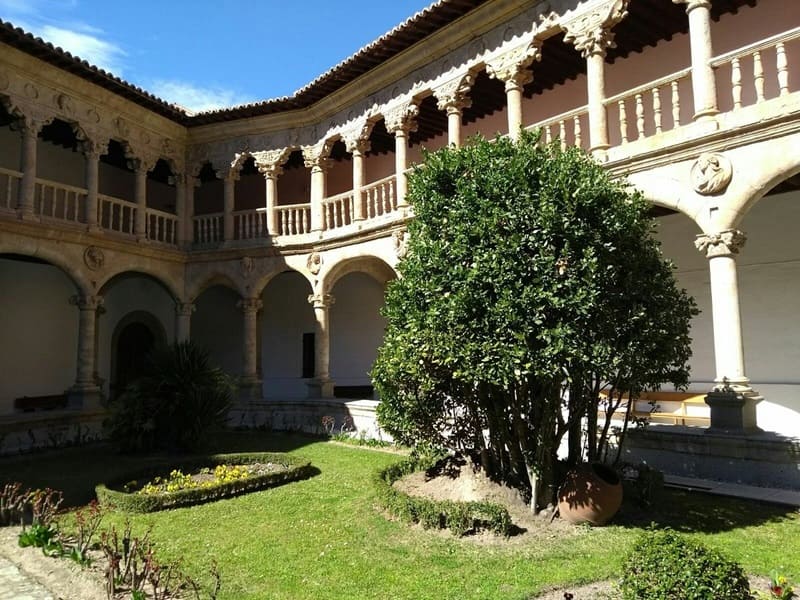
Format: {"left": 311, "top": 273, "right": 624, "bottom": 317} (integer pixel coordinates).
{"left": 385, "top": 103, "right": 419, "bottom": 135}
{"left": 253, "top": 148, "right": 292, "bottom": 178}
{"left": 342, "top": 120, "right": 375, "bottom": 155}
{"left": 562, "top": 0, "right": 630, "bottom": 57}
{"left": 302, "top": 140, "right": 334, "bottom": 170}
{"left": 695, "top": 230, "right": 747, "bottom": 258}
{"left": 307, "top": 293, "right": 335, "bottom": 309}
{"left": 127, "top": 153, "right": 158, "bottom": 174}
{"left": 237, "top": 297, "right": 263, "bottom": 314}
{"left": 433, "top": 72, "right": 475, "bottom": 114}
{"left": 486, "top": 42, "right": 542, "bottom": 92}
{"left": 81, "top": 137, "right": 108, "bottom": 160}
{"left": 70, "top": 294, "right": 104, "bottom": 311}
{"left": 175, "top": 301, "right": 196, "bottom": 317}
{"left": 672, "top": 0, "right": 712, "bottom": 12}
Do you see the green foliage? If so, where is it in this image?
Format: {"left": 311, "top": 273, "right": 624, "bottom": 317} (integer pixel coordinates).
{"left": 373, "top": 131, "right": 697, "bottom": 507}
{"left": 18, "top": 522, "right": 62, "bottom": 555}
{"left": 95, "top": 452, "right": 313, "bottom": 513}
{"left": 620, "top": 529, "right": 751, "bottom": 599}
{"left": 373, "top": 458, "right": 512, "bottom": 537}
{"left": 106, "top": 340, "right": 235, "bottom": 453}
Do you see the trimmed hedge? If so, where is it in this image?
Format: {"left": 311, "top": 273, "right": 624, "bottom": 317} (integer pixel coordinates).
{"left": 374, "top": 458, "right": 512, "bottom": 537}
{"left": 96, "top": 452, "right": 313, "bottom": 513}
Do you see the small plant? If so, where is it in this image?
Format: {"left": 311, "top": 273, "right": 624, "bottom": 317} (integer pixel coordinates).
{"left": 754, "top": 573, "right": 797, "bottom": 600}
{"left": 321, "top": 415, "right": 335, "bottom": 435}
{"left": 18, "top": 522, "right": 62, "bottom": 556}
{"left": 138, "top": 464, "right": 251, "bottom": 495}
{"left": 69, "top": 499, "right": 106, "bottom": 565}
{"left": 620, "top": 529, "right": 751, "bottom": 599}
{"left": 0, "top": 482, "right": 29, "bottom": 526}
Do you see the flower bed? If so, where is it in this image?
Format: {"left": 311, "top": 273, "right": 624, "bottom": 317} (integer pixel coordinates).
{"left": 96, "top": 452, "right": 313, "bottom": 513}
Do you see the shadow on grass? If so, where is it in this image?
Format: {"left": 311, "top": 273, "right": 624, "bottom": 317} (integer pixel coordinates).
{"left": 0, "top": 429, "right": 325, "bottom": 507}
{"left": 612, "top": 486, "right": 798, "bottom": 534}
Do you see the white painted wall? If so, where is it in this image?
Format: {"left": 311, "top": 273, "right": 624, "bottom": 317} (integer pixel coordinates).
{"left": 330, "top": 272, "right": 387, "bottom": 390}
{"left": 261, "top": 272, "right": 315, "bottom": 398}
{"left": 191, "top": 285, "right": 243, "bottom": 377}
{"left": 0, "top": 258, "right": 78, "bottom": 414}
{"left": 97, "top": 275, "right": 176, "bottom": 397}
{"left": 655, "top": 189, "right": 800, "bottom": 436}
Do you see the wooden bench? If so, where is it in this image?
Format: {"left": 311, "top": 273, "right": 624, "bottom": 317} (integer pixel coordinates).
{"left": 14, "top": 394, "right": 68, "bottom": 413}
{"left": 600, "top": 391, "right": 709, "bottom": 426}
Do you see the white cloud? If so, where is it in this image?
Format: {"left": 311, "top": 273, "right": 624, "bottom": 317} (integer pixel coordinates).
{"left": 38, "top": 24, "right": 126, "bottom": 74}
{"left": 147, "top": 80, "right": 254, "bottom": 113}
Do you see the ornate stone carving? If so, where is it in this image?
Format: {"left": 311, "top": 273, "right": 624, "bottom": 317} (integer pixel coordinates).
{"left": 672, "top": 0, "right": 712, "bottom": 12}
{"left": 307, "top": 293, "right": 335, "bottom": 309}
{"left": 253, "top": 148, "right": 292, "bottom": 177}
{"left": 81, "top": 137, "right": 108, "bottom": 160}
{"left": 86, "top": 108, "right": 101, "bottom": 124}
{"left": 433, "top": 72, "right": 475, "bottom": 113}
{"left": 23, "top": 82, "right": 39, "bottom": 99}
{"left": 302, "top": 140, "right": 334, "bottom": 169}
{"left": 69, "top": 294, "right": 104, "bottom": 311}
{"left": 175, "top": 302, "right": 195, "bottom": 317}
{"left": 237, "top": 298, "right": 263, "bottom": 313}
{"left": 392, "top": 228, "right": 410, "bottom": 258}
{"left": 695, "top": 229, "right": 746, "bottom": 258}
{"left": 691, "top": 152, "right": 732, "bottom": 195}
{"left": 562, "top": 0, "right": 630, "bottom": 57}
{"left": 342, "top": 120, "right": 375, "bottom": 154}
{"left": 83, "top": 245, "right": 105, "bottom": 270}
{"left": 307, "top": 252, "right": 322, "bottom": 275}
{"left": 486, "top": 42, "right": 542, "bottom": 91}
{"left": 384, "top": 103, "right": 419, "bottom": 134}
{"left": 56, "top": 93, "right": 74, "bottom": 116}
{"left": 113, "top": 116, "right": 130, "bottom": 138}
{"left": 241, "top": 256, "right": 255, "bottom": 276}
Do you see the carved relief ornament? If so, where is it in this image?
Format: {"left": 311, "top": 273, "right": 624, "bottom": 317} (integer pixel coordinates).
{"left": 237, "top": 298, "right": 263, "bottom": 313}
{"left": 69, "top": 294, "right": 104, "bottom": 311}
{"left": 307, "top": 252, "right": 323, "bottom": 275}
{"left": 694, "top": 229, "right": 746, "bottom": 258}
{"left": 302, "top": 139, "right": 335, "bottom": 169}
{"left": 690, "top": 152, "right": 732, "bottom": 195}
{"left": 253, "top": 148, "right": 292, "bottom": 177}
{"left": 384, "top": 103, "right": 419, "bottom": 134}
{"left": 433, "top": 72, "right": 475, "bottom": 113}
{"left": 240, "top": 256, "right": 255, "bottom": 277}
{"left": 307, "top": 293, "right": 335, "bottom": 309}
{"left": 562, "top": 0, "right": 630, "bottom": 57}
{"left": 486, "top": 42, "right": 542, "bottom": 90}
{"left": 83, "top": 245, "right": 105, "bottom": 270}
{"left": 392, "top": 228, "right": 410, "bottom": 259}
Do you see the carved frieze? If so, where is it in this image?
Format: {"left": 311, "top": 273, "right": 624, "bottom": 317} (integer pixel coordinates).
{"left": 691, "top": 152, "right": 733, "bottom": 195}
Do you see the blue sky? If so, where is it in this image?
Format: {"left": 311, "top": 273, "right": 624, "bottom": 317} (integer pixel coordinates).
{"left": 0, "top": 0, "right": 435, "bottom": 113}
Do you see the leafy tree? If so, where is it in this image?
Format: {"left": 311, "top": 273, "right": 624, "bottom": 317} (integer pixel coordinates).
{"left": 107, "top": 340, "right": 235, "bottom": 453}
{"left": 373, "top": 131, "right": 697, "bottom": 511}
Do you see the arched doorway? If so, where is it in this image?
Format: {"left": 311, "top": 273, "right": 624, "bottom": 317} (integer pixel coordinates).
{"left": 110, "top": 311, "right": 166, "bottom": 399}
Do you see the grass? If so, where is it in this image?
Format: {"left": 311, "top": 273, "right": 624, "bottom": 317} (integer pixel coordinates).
{"left": 2, "top": 431, "right": 799, "bottom": 599}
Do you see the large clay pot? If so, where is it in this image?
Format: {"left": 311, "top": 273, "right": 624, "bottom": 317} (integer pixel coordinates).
{"left": 557, "top": 462, "right": 623, "bottom": 526}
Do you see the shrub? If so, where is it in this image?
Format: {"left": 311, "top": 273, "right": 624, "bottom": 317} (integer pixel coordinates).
{"left": 106, "top": 340, "right": 234, "bottom": 453}
{"left": 373, "top": 458, "right": 511, "bottom": 537}
{"left": 620, "top": 529, "right": 751, "bottom": 599}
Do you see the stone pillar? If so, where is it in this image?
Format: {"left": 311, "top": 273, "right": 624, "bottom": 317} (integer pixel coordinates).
{"left": 68, "top": 294, "right": 104, "bottom": 409}
{"left": 237, "top": 297, "right": 263, "bottom": 399}
{"left": 175, "top": 301, "right": 194, "bottom": 342}
{"left": 254, "top": 148, "right": 291, "bottom": 237}
{"left": 82, "top": 138, "right": 106, "bottom": 231}
{"left": 132, "top": 160, "right": 148, "bottom": 240}
{"left": 695, "top": 230, "right": 761, "bottom": 432}
{"left": 487, "top": 44, "right": 541, "bottom": 140}
{"left": 222, "top": 172, "right": 237, "bottom": 241}
{"left": 385, "top": 104, "right": 419, "bottom": 208}
{"left": 563, "top": 1, "right": 629, "bottom": 158}
{"left": 347, "top": 139, "right": 369, "bottom": 222}
{"left": 302, "top": 144, "right": 331, "bottom": 233}
{"left": 17, "top": 116, "right": 43, "bottom": 220}
{"left": 674, "top": 0, "right": 718, "bottom": 120}
{"left": 434, "top": 73, "right": 474, "bottom": 148}
{"left": 177, "top": 174, "right": 196, "bottom": 248}
{"left": 307, "top": 292, "right": 335, "bottom": 398}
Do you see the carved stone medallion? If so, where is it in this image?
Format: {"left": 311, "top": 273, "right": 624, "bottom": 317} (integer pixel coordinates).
{"left": 691, "top": 152, "right": 732, "bottom": 195}
{"left": 83, "top": 246, "right": 105, "bottom": 271}
{"left": 307, "top": 252, "right": 322, "bottom": 275}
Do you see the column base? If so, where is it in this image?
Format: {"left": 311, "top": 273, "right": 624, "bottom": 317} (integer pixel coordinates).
{"left": 66, "top": 384, "right": 103, "bottom": 410}
{"left": 306, "top": 378, "right": 335, "bottom": 398}
{"left": 704, "top": 389, "right": 762, "bottom": 435}
{"left": 17, "top": 209, "right": 40, "bottom": 222}
{"left": 238, "top": 378, "right": 263, "bottom": 401}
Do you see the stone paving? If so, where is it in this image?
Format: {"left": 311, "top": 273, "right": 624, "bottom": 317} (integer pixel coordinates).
{"left": 0, "top": 556, "right": 55, "bottom": 600}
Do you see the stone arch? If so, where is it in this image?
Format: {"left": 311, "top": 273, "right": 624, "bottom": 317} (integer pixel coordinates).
{"left": 187, "top": 272, "right": 243, "bottom": 301}
{"left": 624, "top": 172, "right": 705, "bottom": 228}
{"left": 109, "top": 310, "right": 168, "bottom": 399}
{"left": 0, "top": 247, "right": 90, "bottom": 294}
{"left": 321, "top": 254, "right": 397, "bottom": 294}
{"left": 98, "top": 269, "right": 180, "bottom": 302}
{"left": 252, "top": 266, "right": 314, "bottom": 299}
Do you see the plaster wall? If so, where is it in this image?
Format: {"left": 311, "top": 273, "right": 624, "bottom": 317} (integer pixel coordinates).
{"left": 260, "top": 272, "right": 315, "bottom": 398}
{"left": 327, "top": 156, "right": 354, "bottom": 197}
{"left": 235, "top": 173, "right": 266, "bottom": 211}
{"left": 36, "top": 140, "right": 84, "bottom": 187}
{"left": 0, "top": 258, "right": 78, "bottom": 413}
{"left": 191, "top": 285, "right": 243, "bottom": 377}
{"left": 97, "top": 275, "right": 176, "bottom": 397}
{"left": 363, "top": 150, "right": 394, "bottom": 183}
{"left": 0, "top": 125, "right": 21, "bottom": 170}
{"left": 655, "top": 190, "right": 800, "bottom": 437}
{"left": 195, "top": 179, "right": 223, "bottom": 215}
{"left": 276, "top": 165, "right": 309, "bottom": 206}
{"left": 330, "top": 272, "right": 387, "bottom": 389}
{"left": 99, "top": 163, "right": 135, "bottom": 203}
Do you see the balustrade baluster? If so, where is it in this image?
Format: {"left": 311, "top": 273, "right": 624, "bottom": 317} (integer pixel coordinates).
{"left": 389, "top": 183, "right": 396, "bottom": 211}
{"left": 559, "top": 120, "right": 567, "bottom": 150}
{"left": 635, "top": 93, "right": 645, "bottom": 139}
{"left": 776, "top": 42, "right": 789, "bottom": 96}
{"left": 652, "top": 87, "right": 662, "bottom": 134}
{"left": 753, "top": 51, "right": 765, "bottom": 102}
{"left": 731, "top": 57, "right": 742, "bottom": 109}
{"left": 544, "top": 126, "right": 552, "bottom": 144}
{"left": 573, "top": 115, "right": 582, "bottom": 149}
{"left": 618, "top": 100, "right": 628, "bottom": 143}
{"left": 671, "top": 81, "right": 680, "bottom": 128}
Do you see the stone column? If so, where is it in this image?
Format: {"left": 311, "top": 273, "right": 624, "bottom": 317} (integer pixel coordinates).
{"left": 563, "top": 1, "right": 629, "bottom": 158}
{"left": 132, "top": 159, "right": 148, "bottom": 240}
{"left": 222, "top": 171, "right": 237, "bottom": 241}
{"left": 695, "top": 230, "right": 761, "bottom": 432}
{"left": 237, "top": 297, "right": 263, "bottom": 399}
{"left": 487, "top": 43, "right": 541, "bottom": 140}
{"left": 674, "top": 0, "right": 718, "bottom": 120}
{"left": 307, "top": 292, "right": 335, "bottom": 398}
{"left": 82, "top": 138, "right": 106, "bottom": 231}
{"left": 175, "top": 301, "right": 194, "bottom": 342}
{"left": 68, "top": 294, "right": 104, "bottom": 409}
{"left": 302, "top": 144, "right": 331, "bottom": 233}
{"left": 385, "top": 104, "right": 419, "bottom": 208}
{"left": 183, "top": 174, "right": 198, "bottom": 247}
{"left": 17, "top": 116, "right": 43, "bottom": 220}
{"left": 347, "top": 139, "right": 369, "bottom": 222}
{"left": 254, "top": 148, "right": 291, "bottom": 237}
{"left": 434, "top": 73, "right": 474, "bottom": 148}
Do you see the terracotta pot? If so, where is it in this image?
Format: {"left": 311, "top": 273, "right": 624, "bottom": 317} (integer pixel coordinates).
{"left": 557, "top": 462, "right": 623, "bottom": 526}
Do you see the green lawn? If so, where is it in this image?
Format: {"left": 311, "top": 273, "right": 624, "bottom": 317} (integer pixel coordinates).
{"left": 2, "top": 432, "right": 798, "bottom": 599}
